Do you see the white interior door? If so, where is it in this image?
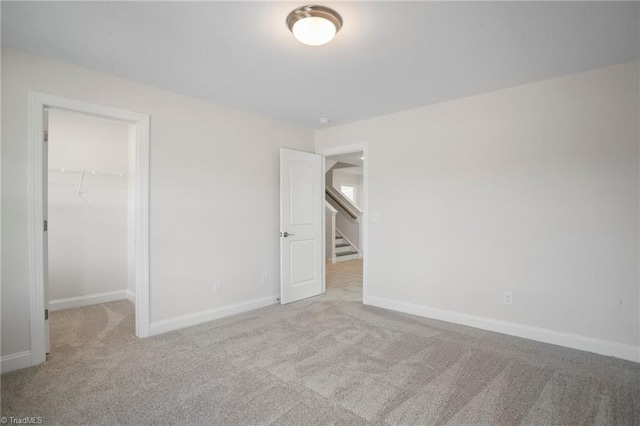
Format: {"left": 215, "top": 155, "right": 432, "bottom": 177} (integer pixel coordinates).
{"left": 280, "top": 148, "right": 323, "bottom": 304}
{"left": 43, "top": 109, "right": 50, "bottom": 354}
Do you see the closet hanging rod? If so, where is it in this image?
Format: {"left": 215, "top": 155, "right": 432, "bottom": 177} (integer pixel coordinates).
{"left": 48, "top": 166, "right": 128, "bottom": 178}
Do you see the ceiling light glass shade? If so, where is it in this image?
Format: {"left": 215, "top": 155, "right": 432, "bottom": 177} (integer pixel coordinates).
{"left": 287, "top": 5, "right": 342, "bottom": 46}
{"left": 292, "top": 17, "right": 336, "bottom": 46}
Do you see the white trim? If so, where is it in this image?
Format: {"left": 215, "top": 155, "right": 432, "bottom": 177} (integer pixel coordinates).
{"left": 27, "top": 93, "right": 46, "bottom": 366}
{"left": 126, "top": 290, "right": 136, "bottom": 303}
{"left": 322, "top": 157, "right": 327, "bottom": 294}
{"left": 28, "top": 92, "right": 151, "bottom": 370}
{"left": 49, "top": 290, "right": 128, "bottom": 311}
{"left": 325, "top": 201, "right": 337, "bottom": 265}
{"left": 1, "top": 351, "right": 33, "bottom": 373}
{"left": 133, "top": 112, "right": 151, "bottom": 339}
{"left": 366, "top": 295, "right": 640, "bottom": 363}
{"left": 149, "top": 296, "right": 279, "bottom": 336}
{"left": 316, "top": 143, "right": 369, "bottom": 302}
{"left": 318, "top": 143, "right": 368, "bottom": 158}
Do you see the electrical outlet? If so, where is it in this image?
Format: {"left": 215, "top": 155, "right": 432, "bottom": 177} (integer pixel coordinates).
{"left": 213, "top": 282, "right": 221, "bottom": 294}
{"left": 370, "top": 211, "right": 381, "bottom": 222}
{"left": 261, "top": 273, "right": 269, "bottom": 285}
{"left": 503, "top": 291, "right": 513, "bottom": 305}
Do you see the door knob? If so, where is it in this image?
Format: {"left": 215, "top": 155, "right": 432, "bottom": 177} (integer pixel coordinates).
{"left": 282, "top": 232, "right": 294, "bottom": 238}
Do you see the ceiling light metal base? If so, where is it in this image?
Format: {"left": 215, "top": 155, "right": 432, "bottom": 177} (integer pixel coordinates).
{"left": 287, "top": 5, "right": 343, "bottom": 45}
{"left": 287, "top": 5, "right": 342, "bottom": 32}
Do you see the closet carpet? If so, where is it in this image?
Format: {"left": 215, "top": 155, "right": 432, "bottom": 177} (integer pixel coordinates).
{"left": 1, "top": 259, "right": 638, "bottom": 425}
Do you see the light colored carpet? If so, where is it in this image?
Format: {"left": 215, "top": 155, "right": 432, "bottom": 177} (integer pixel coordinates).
{"left": 2, "top": 259, "right": 639, "bottom": 425}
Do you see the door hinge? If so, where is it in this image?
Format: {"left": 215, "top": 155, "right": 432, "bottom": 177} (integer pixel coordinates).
{"left": 45, "top": 309, "right": 49, "bottom": 321}
{"left": 44, "top": 130, "right": 48, "bottom": 142}
{"left": 44, "top": 220, "right": 48, "bottom": 232}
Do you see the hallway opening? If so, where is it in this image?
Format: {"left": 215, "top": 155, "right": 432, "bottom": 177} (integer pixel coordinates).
{"left": 324, "top": 151, "right": 364, "bottom": 301}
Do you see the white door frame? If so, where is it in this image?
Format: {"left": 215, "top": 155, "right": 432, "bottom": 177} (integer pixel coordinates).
{"left": 27, "top": 91, "right": 151, "bottom": 366}
{"left": 316, "top": 143, "right": 369, "bottom": 302}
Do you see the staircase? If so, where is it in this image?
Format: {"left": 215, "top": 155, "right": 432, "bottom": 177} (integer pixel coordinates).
{"left": 335, "top": 231, "right": 359, "bottom": 262}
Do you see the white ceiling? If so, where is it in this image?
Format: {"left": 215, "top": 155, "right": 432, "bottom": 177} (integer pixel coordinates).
{"left": 329, "top": 152, "right": 363, "bottom": 167}
{"left": 2, "top": 1, "right": 638, "bottom": 129}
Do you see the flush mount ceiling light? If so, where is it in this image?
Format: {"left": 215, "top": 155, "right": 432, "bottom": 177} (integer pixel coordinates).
{"left": 286, "top": 5, "right": 342, "bottom": 46}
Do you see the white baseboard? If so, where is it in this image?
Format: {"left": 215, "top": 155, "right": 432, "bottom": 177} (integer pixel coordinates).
{"left": 126, "top": 290, "right": 136, "bottom": 303}
{"left": 1, "top": 351, "right": 32, "bottom": 373}
{"left": 49, "top": 290, "right": 128, "bottom": 311}
{"left": 149, "top": 295, "right": 279, "bottom": 336}
{"left": 365, "top": 295, "right": 640, "bottom": 363}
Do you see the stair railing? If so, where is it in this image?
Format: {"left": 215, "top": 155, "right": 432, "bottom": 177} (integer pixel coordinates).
{"left": 325, "top": 186, "right": 362, "bottom": 221}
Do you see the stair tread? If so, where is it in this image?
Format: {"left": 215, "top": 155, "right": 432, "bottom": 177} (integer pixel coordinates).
{"left": 336, "top": 250, "right": 358, "bottom": 256}
{"left": 335, "top": 243, "right": 350, "bottom": 248}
